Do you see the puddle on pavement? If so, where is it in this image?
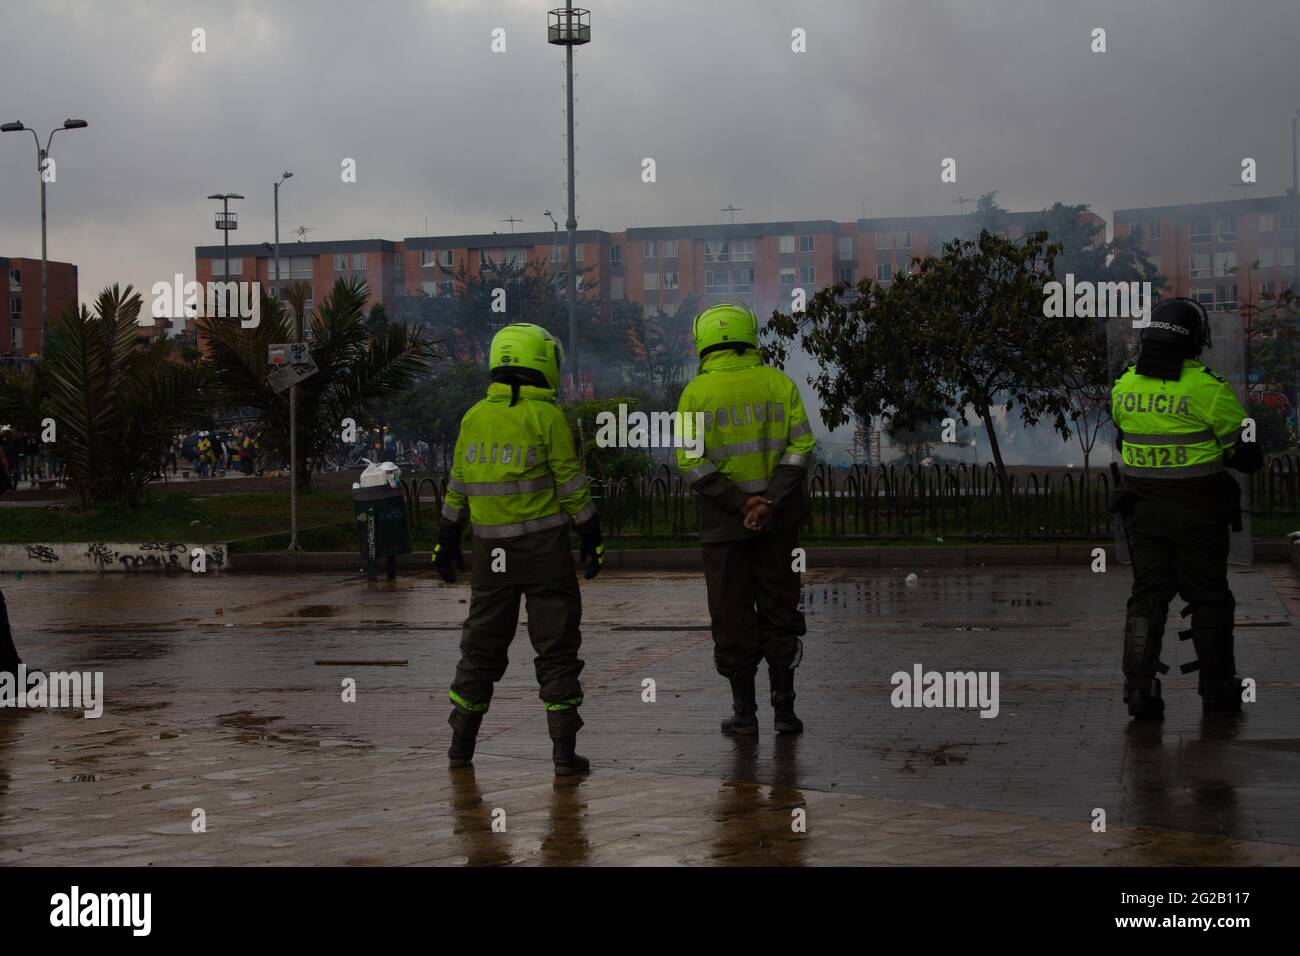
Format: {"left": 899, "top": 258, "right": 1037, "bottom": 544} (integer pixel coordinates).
{"left": 295, "top": 605, "right": 342, "bottom": 618}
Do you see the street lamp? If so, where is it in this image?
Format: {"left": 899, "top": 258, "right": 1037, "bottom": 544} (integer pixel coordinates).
{"left": 548, "top": 3, "right": 591, "bottom": 389}
{"left": 207, "top": 192, "right": 245, "bottom": 301}
{"left": 271, "top": 170, "right": 302, "bottom": 552}
{"left": 1, "top": 118, "right": 89, "bottom": 345}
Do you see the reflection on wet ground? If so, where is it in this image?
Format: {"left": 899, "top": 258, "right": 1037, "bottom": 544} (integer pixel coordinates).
{"left": 2, "top": 565, "right": 1299, "bottom": 865}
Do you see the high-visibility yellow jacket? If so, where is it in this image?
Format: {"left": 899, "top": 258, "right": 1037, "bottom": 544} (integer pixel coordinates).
{"left": 1112, "top": 360, "right": 1247, "bottom": 480}
{"left": 675, "top": 349, "right": 815, "bottom": 542}
{"left": 442, "top": 382, "right": 595, "bottom": 539}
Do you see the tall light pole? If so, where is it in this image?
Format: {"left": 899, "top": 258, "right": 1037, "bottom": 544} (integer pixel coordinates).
{"left": 273, "top": 171, "right": 300, "bottom": 551}
{"left": 1, "top": 118, "right": 88, "bottom": 346}
{"left": 548, "top": 3, "right": 590, "bottom": 391}
{"left": 207, "top": 192, "right": 245, "bottom": 302}
{"left": 545, "top": 209, "right": 560, "bottom": 292}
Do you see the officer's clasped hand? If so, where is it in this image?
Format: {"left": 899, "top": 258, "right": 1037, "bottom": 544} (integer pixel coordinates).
{"left": 741, "top": 495, "right": 774, "bottom": 532}
{"left": 577, "top": 517, "right": 605, "bottom": 580}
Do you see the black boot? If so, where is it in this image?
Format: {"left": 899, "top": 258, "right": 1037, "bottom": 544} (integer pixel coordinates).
{"left": 552, "top": 735, "right": 590, "bottom": 776}
{"left": 1123, "top": 676, "right": 1165, "bottom": 720}
{"left": 770, "top": 666, "right": 804, "bottom": 734}
{"left": 0, "top": 590, "right": 22, "bottom": 674}
{"left": 721, "top": 673, "right": 759, "bottom": 735}
{"left": 447, "top": 707, "right": 484, "bottom": 768}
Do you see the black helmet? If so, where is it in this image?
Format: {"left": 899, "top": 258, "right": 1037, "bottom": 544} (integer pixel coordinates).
{"left": 1141, "top": 297, "right": 1210, "bottom": 357}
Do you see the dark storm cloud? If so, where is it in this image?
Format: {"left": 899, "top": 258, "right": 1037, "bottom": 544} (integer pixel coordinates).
{"left": 1, "top": 0, "right": 1296, "bottom": 302}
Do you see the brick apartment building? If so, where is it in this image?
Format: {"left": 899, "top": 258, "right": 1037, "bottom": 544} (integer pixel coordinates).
{"left": 191, "top": 207, "right": 1108, "bottom": 345}
{"left": 1, "top": 256, "right": 78, "bottom": 361}
{"left": 1114, "top": 194, "right": 1299, "bottom": 315}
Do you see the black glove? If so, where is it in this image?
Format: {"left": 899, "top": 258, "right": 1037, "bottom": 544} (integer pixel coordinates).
{"left": 432, "top": 519, "right": 466, "bottom": 583}
{"left": 576, "top": 516, "right": 605, "bottom": 580}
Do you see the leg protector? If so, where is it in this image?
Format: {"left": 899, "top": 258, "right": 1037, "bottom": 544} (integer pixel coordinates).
{"left": 1180, "top": 592, "right": 1242, "bottom": 710}
{"left": 545, "top": 706, "right": 584, "bottom": 740}
{"left": 1123, "top": 595, "right": 1169, "bottom": 719}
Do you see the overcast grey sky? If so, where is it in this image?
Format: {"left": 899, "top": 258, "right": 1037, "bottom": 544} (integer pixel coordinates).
{"left": 1, "top": 0, "right": 1297, "bottom": 301}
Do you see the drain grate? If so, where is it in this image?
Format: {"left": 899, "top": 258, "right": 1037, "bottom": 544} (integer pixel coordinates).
{"left": 919, "top": 621, "right": 1072, "bottom": 630}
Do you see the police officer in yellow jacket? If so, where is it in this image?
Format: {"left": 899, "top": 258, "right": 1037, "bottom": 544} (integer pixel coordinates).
{"left": 434, "top": 323, "right": 604, "bottom": 774}
{"left": 1111, "top": 297, "right": 1261, "bottom": 719}
{"left": 676, "top": 303, "right": 816, "bottom": 735}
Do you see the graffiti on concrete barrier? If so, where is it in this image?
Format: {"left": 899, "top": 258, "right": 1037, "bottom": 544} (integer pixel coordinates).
{"left": 83, "top": 543, "right": 114, "bottom": 569}
{"left": 139, "top": 542, "right": 187, "bottom": 554}
{"left": 24, "top": 545, "right": 59, "bottom": 564}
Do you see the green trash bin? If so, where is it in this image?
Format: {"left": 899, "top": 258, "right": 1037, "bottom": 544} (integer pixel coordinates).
{"left": 353, "top": 483, "right": 411, "bottom": 581}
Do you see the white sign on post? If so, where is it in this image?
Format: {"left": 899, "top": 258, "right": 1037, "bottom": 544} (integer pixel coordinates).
{"left": 268, "top": 342, "right": 319, "bottom": 393}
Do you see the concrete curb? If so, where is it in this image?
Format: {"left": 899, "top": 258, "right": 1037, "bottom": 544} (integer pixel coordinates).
{"left": 225, "top": 540, "right": 1292, "bottom": 574}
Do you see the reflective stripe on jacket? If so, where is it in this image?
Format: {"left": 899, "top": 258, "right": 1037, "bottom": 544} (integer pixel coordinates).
{"left": 1111, "top": 359, "right": 1247, "bottom": 479}
{"left": 442, "top": 382, "right": 595, "bottom": 537}
{"left": 674, "top": 349, "right": 816, "bottom": 492}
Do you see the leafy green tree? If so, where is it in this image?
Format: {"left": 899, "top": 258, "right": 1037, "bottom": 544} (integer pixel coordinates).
{"left": 198, "top": 277, "right": 433, "bottom": 492}
{"left": 766, "top": 230, "right": 1095, "bottom": 489}
{"left": 387, "top": 360, "right": 486, "bottom": 470}
{"left": 0, "top": 285, "right": 211, "bottom": 509}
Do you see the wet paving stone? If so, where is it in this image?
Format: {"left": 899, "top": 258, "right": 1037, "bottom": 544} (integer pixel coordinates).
{"left": 1, "top": 565, "right": 1298, "bottom": 865}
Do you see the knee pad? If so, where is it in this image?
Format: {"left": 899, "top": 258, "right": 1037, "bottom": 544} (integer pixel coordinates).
{"left": 1179, "top": 591, "right": 1237, "bottom": 688}
{"left": 1123, "top": 596, "right": 1170, "bottom": 681}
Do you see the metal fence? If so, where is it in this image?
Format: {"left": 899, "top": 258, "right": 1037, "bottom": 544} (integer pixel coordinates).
{"left": 404, "top": 454, "right": 1300, "bottom": 542}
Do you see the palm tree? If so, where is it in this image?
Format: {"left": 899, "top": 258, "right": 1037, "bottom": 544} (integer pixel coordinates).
{"left": 0, "top": 285, "right": 211, "bottom": 509}
{"left": 198, "top": 277, "right": 433, "bottom": 492}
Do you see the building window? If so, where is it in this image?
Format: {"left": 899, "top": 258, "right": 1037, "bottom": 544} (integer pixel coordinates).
{"left": 731, "top": 238, "right": 755, "bottom": 262}
{"left": 352, "top": 253, "right": 367, "bottom": 270}
{"left": 290, "top": 256, "right": 312, "bottom": 278}
{"left": 800, "top": 265, "right": 816, "bottom": 284}
{"left": 9, "top": 296, "right": 20, "bottom": 319}
{"left": 1261, "top": 280, "right": 1276, "bottom": 297}
{"left": 1149, "top": 221, "right": 1162, "bottom": 240}
{"left": 421, "top": 250, "right": 437, "bottom": 268}
{"left": 839, "top": 266, "right": 856, "bottom": 283}
{"left": 610, "top": 276, "right": 624, "bottom": 300}
{"left": 662, "top": 271, "right": 679, "bottom": 290}
{"left": 875, "top": 263, "right": 890, "bottom": 281}
{"left": 333, "top": 254, "right": 349, "bottom": 271}
{"left": 779, "top": 235, "right": 795, "bottom": 255}
{"left": 838, "top": 236, "right": 854, "bottom": 259}
{"left": 210, "top": 257, "right": 244, "bottom": 277}
{"left": 798, "top": 235, "right": 815, "bottom": 254}
{"left": 439, "top": 249, "right": 453, "bottom": 268}
{"left": 875, "top": 232, "right": 892, "bottom": 250}
{"left": 7, "top": 268, "right": 19, "bottom": 291}
{"left": 705, "top": 239, "right": 729, "bottom": 263}
{"left": 705, "top": 270, "right": 726, "bottom": 291}
{"left": 643, "top": 272, "right": 659, "bottom": 291}
{"left": 10, "top": 327, "right": 21, "bottom": 351}
{"left": 1212, "top": 251, "right": 1236, "bottom": 277}
{"left": 1282, "top": 211, "right": 1297, "bottom": 230}
{"left": 894, "top": 232, "right": 911, "bottom": 250}
{"left": 1259, "top": 212, "right": 1277, "bottom": 232}
{"left": 1214, "top": 284, "right": 1238, "bottom": 311}
{"left": 1260, "top": 247, "right": 1276, "bottom": 269}
{"left": 1190, "top": 252, "right": 1213, "bottom": 279}
{"left": 896, "top": 256, "right": 911, "bottom": 275}
{"left": 574, "top": 245, "right": 584, "bottom": 262}
{"left": 1147, "top": 256, "right": 1161, "bottom": 275}
{"left": 732, "top": 269, "right": 755, "bottom": 291}
{"left": 438, "top": 279, "right": 455, "bottom": 296}
{"left": 779, "top": 268, "right": 796, "bottom": 286}
{"left": 1192, "top": 288, "right": 1214, "bottom": 309}
{"left": 610, "top": 244, "right": 622, "bottom": 264}
{"left": 643, "top": 240, "right": 657, "bottom": 259}
{"left": 661, "top": 240, "right": 678, "bottom": 258}
{"left": 1281, "top": 247, "right": 1296, "bottom": 268}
